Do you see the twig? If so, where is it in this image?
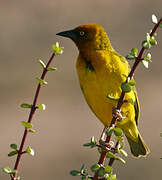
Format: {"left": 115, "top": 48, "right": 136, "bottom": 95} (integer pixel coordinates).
{"left": 11, "top": 53, "right": 55, "bottom": 180}
{"left": 93, "top": 17, "right": 162, "bottom": 180}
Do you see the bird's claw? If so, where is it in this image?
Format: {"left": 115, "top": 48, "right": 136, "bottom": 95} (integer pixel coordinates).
{"left": 99, "top": 139, "right": 114, "bottom": 152}
{"left": 112, "top": 107, "right": 125, "bottom": 121}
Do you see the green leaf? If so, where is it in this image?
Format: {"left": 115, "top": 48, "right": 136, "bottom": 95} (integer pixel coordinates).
{"left": 107, "top": 95, "right": 119, "bottom": 102}
{"left": 121, "top": 82, "right": 131, "bottom": 93}
{"left": 21, "top": 103, "right": 32, "bottom": 108}
{"left": 146, "top": 33, "right": 151, "bottom": 42}
{"left": 104, "top": 165, "right": 112, "bottom": 174}
{"left": 152, "top": 14, "right": 158, "bottom": 24}
{"left": 36, "top": 77, "right": 47, "bottom": 85}
{"left": 113, "top": 127, "right": 123, "bottom": 136}
{"left": 10, "top": 144, "right": 17, "bottom": 150}
{"left": 116, "top": 143, "right": 121, "bottom": 153}
{"left": 127, "top": 98, "right": 135, "bottom": 105}
{"left": 144, "top": 53, "right": 152, "bottom": 63}
{"left": 142, "top": 60, "right": 149, "bottom": 68}
{"left": 160, "top": 132, "right": 162, "bottom": 137}
{"left": 70, "top": 170, "right": 81, "bottom": 176}
{"left": 128, "top": 79, "right": 136, "bottom": 86}
{"left": 80, "top": 164, "right": 85, "bottom": 172}
{"left": 98, "top": 168, "right": 105, "bottom": 177}
{"left": 91, "top": 164, "right": 100, "bottom": 172}
{"left": 83, "top": 143, "right": 91, "bottom": 147}
{"left": 52, "top": 42, "right": 64, "bottom": 55}
{"left": 38, "top": 104, "right": 46, "bottom": 110}
{"left": 2, "top": 167, "right": 12, "bottom": 174}
{"left": 144, "top": 57, "right": 152, "bottom": 63}
{"left": 149, "top": 38, "right": 157, "bottom": 46}
{"left": 116, "top": 156, "right": 126, "bottom": 164}
{"left": 26, "top": 146, "right": 35, "bottom": 156}
{"left": 98, "top": 147, "right": 102, "bottom": 154}
{"left": 142, "top": 41, "right": 151, "bottom": 49}
{"left": 125, "top": 54, "right": 135, "bottom": 60}
{"left": 115, "top": 136, "right": 124, "bottom": 142}
{"left": 160, "top": 23, "right": 162, "bottom": 28}
{"left": 131, "top": 48, "right": 138, "bottom": 57}
{"left": 109, "top": 174, "right": 117, "bottom": 180}
{"left": 106, "top": 127, "right": 114, "bottom": 136}
{"left": 8, "top": 151, "right": 18, "bottom": 157}
{"left": 47, "top": 67, "right": 57, "bottom": 71}
{"left": 89, "top": 136, "right": 97, "bottom": 147}
{"left": 10, "top": 170, "right": 17, "bottom": 175}
{"left": 120, "top": 149, "right": 128, "bottom": 157}
{"left": 39, "top": 59, "right": 46, "bottom": 69}
{"left": 17, "top": 176, "right": 21, "bottom": 180}
{"left": 91, "top": 136, "right": 95, "bottom": 144}
{"left": 104, "top": 173, "right": 110, "bottom": 180}
{"left": 106, "top": 152, "right": 116, "bottom": 159}
{"left": 147, "top": 53, "right": 152, "bottom": 60}
{"left": 122, "top": 74, "right": 128, "bottom": 78}
{"left": 29, "top": 129, "right": 36, "bottom": 133}
{"left": 21, "top": 121, "right": 33, "bottom": 129}
{"left": 81, "top": 176, "right": 86, "bottom": 180}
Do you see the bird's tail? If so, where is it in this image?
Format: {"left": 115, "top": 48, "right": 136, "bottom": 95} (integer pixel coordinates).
{"left": 126, "top": 133, "right": 150, "bottom": 157}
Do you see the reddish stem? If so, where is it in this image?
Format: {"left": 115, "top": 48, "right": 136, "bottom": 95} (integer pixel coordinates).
{"left": 11, "top": 53, "right": 55, "bottom": 180}
{"left": 93, "top": 18, "right": 162, "bottom": 180}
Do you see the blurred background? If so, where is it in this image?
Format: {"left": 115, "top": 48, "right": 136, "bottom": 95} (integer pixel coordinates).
{"left": 0, "top": 0, "right": 162, "bottom": 179}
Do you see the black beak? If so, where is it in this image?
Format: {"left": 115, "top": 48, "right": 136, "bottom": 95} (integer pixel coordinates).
{"left": 56, "top": 30, "right": 77, "bottom": 41}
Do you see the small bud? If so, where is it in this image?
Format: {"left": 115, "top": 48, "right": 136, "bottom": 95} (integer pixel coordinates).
{"left": 120, "top": 149, "right": 128, "bottom": 157}
{"left": 29, "top": 129, "right": 36, "bottom": 133}
{"left": 142, "top": 60, "right": 149, "bottom": 69}
{"left": 152, "top": 14, "right": 158, "bottom": 24}
{"left": 2, "top": 167, "right": 12, "bottom": 174}
{"left": 21, "top": 121, "right": 33, "bottom": 129}
{"left": 149, "top": 39, "right": 157, "bottom": 46}
{"left": 70, "top": 170, "right": 81, "bottom": 176}
{"left": 52, "top": 42, "right": 64, "bottom": 55}
{"left": 128, "top": 79, "right": 136, "bottom": 86}
{"left": 131, "top": 48, "right": 138, "bottom": 57}
{"left": 98, "top": 168, "right": 105, "bottom": 177}
{"left": 113, "top": 127, "right": 123, "bottom": 136}
{"left": 106, "top": 152, "right": 116, "bottom": 159}
{"left": 160, "top": 23, "right": 162, "bottom": 28}
{"left": 39, "top": 59, "right": 46, "bottom": 69}
{"left": 26, "top": 146, "right": 35, "bottom": 156}
{"left": 116, "top": 156, "right": 126, "bottom": 164}
{"left": 36, "top": 77, "right": 48, "bottom": 85}
{"left": 91, "top": 164, "right": 101, "bottom": 172}
{"left": 38, "top": 104, "right": 46, "bottom": 110}
{"left": 142, "top": 41, "right": 151, "bottom": 49}
{"left": 121, "top": 82, "right": 131, "bottom": 93}
{"left": 104, "top": 165, "right": 112, "bottom": 174}
{"left": 47, "top": 67, "right": 57, "bottom": 71}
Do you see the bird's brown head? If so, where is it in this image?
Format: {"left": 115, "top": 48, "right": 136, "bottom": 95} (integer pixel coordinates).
{"left": 56, "top": 24, "right": 112, "bottom": 52}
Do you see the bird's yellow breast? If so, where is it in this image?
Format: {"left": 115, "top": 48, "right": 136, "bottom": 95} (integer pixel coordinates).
{"left": 76, "top": 50, "right": 137, "bottom": 133}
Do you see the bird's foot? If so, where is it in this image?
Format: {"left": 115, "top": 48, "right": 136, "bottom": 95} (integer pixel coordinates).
{"left": 112, "top": 107, "right": 125, "bottom": 121}
{"left": 99, "top": 139, "right": 114, "bottom": 152}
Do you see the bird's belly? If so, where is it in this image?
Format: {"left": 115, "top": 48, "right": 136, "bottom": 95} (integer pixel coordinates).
{"left": 77, "top": 71, "right": 115, "bottom": 127}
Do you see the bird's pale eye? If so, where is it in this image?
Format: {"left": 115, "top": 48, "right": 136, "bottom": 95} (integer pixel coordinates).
{"left": 79, "top": 31, "right": 85, "bottom": 36}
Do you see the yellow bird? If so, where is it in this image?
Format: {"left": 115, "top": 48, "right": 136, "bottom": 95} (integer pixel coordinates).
{"left": 57, "top": 24, "right": 149, "bottom": 157}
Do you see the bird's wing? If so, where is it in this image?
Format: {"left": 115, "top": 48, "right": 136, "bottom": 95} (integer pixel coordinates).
{"left": 133, "top": 87, "right": 140, "bottom": 126}
{"left": 117, "top": 51, "right": 140, "bottom": 126}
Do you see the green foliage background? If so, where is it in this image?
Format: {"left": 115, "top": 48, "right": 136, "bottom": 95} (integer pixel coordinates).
{"left": 0, "top": 0, "right": 162, "bottom": 179}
